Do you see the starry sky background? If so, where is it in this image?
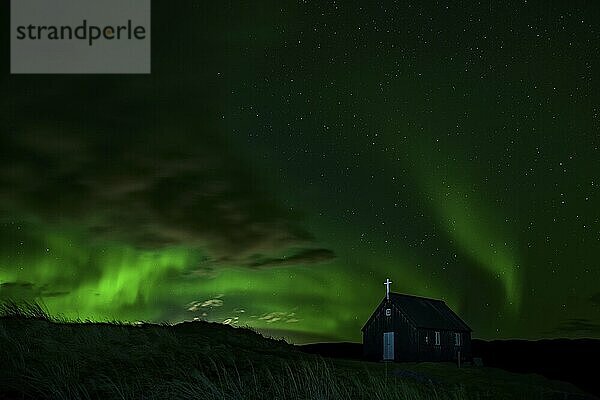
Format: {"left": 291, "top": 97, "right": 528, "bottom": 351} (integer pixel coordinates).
{"left": 1, "top": 1, "right": 599, "bottom": 343}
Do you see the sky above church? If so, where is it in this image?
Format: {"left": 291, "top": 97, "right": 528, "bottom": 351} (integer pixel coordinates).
{"left": 1, "top": 1, "right": 599, "bottom": 343}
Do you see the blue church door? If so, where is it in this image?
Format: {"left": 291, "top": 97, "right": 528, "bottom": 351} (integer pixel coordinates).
{"left": 383, "top": 332, "right": 394, "bottom": 360}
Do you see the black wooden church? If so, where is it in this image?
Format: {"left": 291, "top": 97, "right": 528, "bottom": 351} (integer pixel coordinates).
{"left": 362, "top": 279, "right": 472, "bottom": 362}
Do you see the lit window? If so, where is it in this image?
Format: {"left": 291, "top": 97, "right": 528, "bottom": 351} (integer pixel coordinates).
{"left": 455, "top": 332, "right": 461, "bottom": 346}
{"left": 425, "top": 335, "right": 429, "bottom": 344}
{"left": 385, "top": 308, "right": 391, "bottom": 316}
{"left": 434, "top": 331, "right": 441, "bottom": 345}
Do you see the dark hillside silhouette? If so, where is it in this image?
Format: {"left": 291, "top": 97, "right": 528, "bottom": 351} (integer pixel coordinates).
{"left": 1, "top": 303, "right": 595, "bottom": 399}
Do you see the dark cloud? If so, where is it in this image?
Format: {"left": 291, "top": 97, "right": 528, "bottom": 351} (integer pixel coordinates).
{"left": 0, "top": 100, "right": 329, "bottom": 268}
{"left": 0, "top": 281, "right": 69, "bottom": 299}
{"left": 551, "top": 318, "right": 600, "bottom": 335}
{"left": 247, "top": 248, "right": 336, "bottom": 268}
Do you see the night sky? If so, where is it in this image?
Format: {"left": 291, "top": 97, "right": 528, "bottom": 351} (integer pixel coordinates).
{"left": 1, "top": 1, "right": 599, "bottom": 343}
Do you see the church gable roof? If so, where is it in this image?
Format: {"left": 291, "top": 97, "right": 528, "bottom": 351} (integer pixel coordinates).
{"left": 362, "top": 292, "right": 471, "bottom": 332}
{"left": 389, "top": 293, "right": 471, "bottom": 331}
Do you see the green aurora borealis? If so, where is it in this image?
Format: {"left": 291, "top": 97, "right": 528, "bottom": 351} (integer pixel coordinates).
{"left": 1, "top": 1, "right": 599, "bottom": 343}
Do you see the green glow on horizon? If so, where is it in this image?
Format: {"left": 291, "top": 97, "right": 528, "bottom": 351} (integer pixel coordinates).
{"left": 1, "top": 219, "right": 459, "bottom": 342}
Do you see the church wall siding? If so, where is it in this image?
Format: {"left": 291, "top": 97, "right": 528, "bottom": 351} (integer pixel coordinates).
{"left": 416, "top": 328, "right": 472, "bottom": 361}
{"left": 391, "top": 303, "right": 418, "bottom": 361}
{"left": 363, "top": 299, "right": 419, "bottom": 361}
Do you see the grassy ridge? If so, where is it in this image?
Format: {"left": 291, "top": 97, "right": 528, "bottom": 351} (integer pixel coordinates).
{"left": 0, "top": 303, "right": 593, "bottom": 400}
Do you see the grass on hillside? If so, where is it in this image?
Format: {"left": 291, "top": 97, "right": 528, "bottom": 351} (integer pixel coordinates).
{"left": 0, "top": 302, "right": 592, "bottom": 400}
